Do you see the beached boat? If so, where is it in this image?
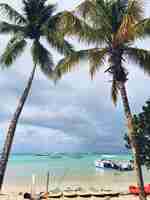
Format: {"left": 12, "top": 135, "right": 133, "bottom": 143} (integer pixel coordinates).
{"left": 89, "top": 187, "right": 119, "bottom": 197}
{"left": 77, "top": 188, "right": 91, "bottom": 197}
{"left": 49, "top": 188, "right": 62, "bottom": 198}
{"left": 63, "top": 187, "right": 77, "bottom": 197}
{"left": 129, "top": 184, "right": 150, "bottom": 195}
{"left": 95, "top": 159, "right": 133, "bottom": 171}
{"left": 40, "top": 189, "right": 62, "bottom": 199}
{"left": 89, "top": 187, "right": 103, "bottom": 197}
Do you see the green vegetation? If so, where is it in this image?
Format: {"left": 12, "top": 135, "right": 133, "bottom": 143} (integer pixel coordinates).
{"left": 125, "top": 100, "right": 150, "bottom": 169}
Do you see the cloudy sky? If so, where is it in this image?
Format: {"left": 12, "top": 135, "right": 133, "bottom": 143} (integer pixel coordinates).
{"left": 0, "top": 0, "right": 150, "bottom": 153}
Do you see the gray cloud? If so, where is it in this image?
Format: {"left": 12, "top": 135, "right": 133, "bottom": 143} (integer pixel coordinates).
{"left": 0, "top": 0, "right": 150, "bottom": 153}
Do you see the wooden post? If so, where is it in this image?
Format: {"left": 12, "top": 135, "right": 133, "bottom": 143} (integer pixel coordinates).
{"left": 31, "top": 174, "right": 36, "bottom": 198}
{"left": 46, "top": 171, "right": 50, "bottom": 193}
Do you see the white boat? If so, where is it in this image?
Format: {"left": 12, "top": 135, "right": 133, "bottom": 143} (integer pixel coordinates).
{"left": 95, "top": 159, "right": 133, "bottom": 171}
{"left": 63, "top": 187, "right": 77, "bottom": 197}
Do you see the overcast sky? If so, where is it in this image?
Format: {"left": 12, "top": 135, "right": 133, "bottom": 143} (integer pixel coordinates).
{"left": 0, "top": 0, "right": 150, "bottom": 154}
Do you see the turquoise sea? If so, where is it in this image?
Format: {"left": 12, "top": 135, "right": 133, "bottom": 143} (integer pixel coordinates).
{"left": 7, "top": 153, "right": 132, "bottom": 176}
{"left": 3, "top": 153, "right": 150, "bottom": 192}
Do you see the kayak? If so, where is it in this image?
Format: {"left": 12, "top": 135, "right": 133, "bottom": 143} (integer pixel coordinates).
{"left": 129, "top": 184, "right": 150, "bottom": 195}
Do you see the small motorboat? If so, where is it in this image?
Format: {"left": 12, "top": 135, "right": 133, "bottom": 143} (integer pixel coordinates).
{"left": 129, "top": 184, "right": 150, "bottom": 195}
{"left": 95, "top": 159, "right": 133, "bottom": 171}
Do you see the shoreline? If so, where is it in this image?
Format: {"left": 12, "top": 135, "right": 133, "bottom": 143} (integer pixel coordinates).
{"left": 1, "top": 190, "right": 150, "bottom": 200}
{"left": 2, "top": 154, "right": 150, "bottom": 199}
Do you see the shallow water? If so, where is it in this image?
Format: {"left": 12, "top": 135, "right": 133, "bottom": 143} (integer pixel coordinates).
{"left": 3, "top": 153, "right": 150, "bottom": 192}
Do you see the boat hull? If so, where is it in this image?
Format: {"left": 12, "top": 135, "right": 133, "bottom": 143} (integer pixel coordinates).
{"left": 95, "top": 160, "right": 133, "bottom": 171}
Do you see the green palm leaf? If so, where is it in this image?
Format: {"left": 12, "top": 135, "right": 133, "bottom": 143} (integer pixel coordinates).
{"left": 56, "top": 11, "right": 106, "bottom": 45}
{"left": 55, "top": 48, "right": 107, "bottom": 78}
{"left": 0, "top": 21, "right": 24, "bottom": 34}
{"left": 0, "top": 36, "right": 27, "bottom": 66}
{"left": 46, "top": 31, "right": 74, "bottom": 56}
{"left": 55, "top": 50, "right": 88, "bottom": 78}
{"left": 127, "top": 0, "right": 143, "bottom": 21}
{"left": 47, "top": 9, "right": 107, "bottom": 45}
{"left": 75, "top": 0, "right": 96, "bottom": 19}
{"left": 74, "top": 0, "right": 113, "bottom": 42}
{"left": 89, "top": 48, "right": 108, "bottom": 78}
{"left": 31, "top": 40, "right": 54, "bottom": 77}
{"left": 0, "top": 3, "right": 26, "bottom": 24}
{"left": 75, "top": 0, "right": 111, "bottom": 29}
{"left": 38, "top": 4, "right": 56, "bottom": 26}
{"left": 125, "top": 47, "right": 150, "bottom": 74}
{"left": 135, "top": 18, "right": 150, "bottom": 37}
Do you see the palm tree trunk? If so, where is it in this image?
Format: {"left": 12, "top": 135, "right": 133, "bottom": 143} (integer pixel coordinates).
{"left": 0, "top": 64, "right": 37, "bottom": 191}
{"left": 119, "top": 82, "right": 146, "bottom": 200}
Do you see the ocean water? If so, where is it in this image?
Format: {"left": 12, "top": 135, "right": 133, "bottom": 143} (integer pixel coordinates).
{"left": 3, "top": 153, "right": 150, "bottom": 191}
{"left": 6, "top": 153, "right": 132, "bottom": 176}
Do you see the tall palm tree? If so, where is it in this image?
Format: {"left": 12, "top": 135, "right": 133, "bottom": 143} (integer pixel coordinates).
{"left": 0, "top": 0, "right": 75, "bottom": 190}
{"left": 55, "top": 1, "right": 150, "bottom": 199}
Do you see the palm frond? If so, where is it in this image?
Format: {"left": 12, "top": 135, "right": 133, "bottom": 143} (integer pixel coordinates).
{"left": 95, "top": 0, "right": 113, "bottom": 29}
{"left": 31, "top": 40, "right": 54, "bottom": 77}
{"left": 89, "top": 48, "right": 108, "bottom": 78}
{"left": 0, "top": 3, "right": 26, "bottom": 24}
{"left": 0, "top": 36, "right": 27, "bottom": 66}
{"left": 23, "top": 0, "right": 56, "bottom": 23}
{"left": 55, "top": 50, "right": 89, "bottom": 78}
{"left": 76, "top": 0, "right": 114, "bottom": 41}
{"left": 23, "top": 0, "right": 39, "bottom": 22}
{"left": 135, "top": 18, "right": 150, "bottom": 38}
{"left": 116, "top": 0, "right": 144, "bottom": 43}
{"left": 55, "top": 48, "right": 107, "bottom": 78}
{"left": 57, "top": 11, "right": 88, "bottom": 34}
{"left": 115, "top": 0, "right": 144, "bottom": 43}
{"left": 127, "top": 0, "right": 143, "bottom": 21}
{"left": 46, "top": 12, "right": 60, "bottom": 31}
{"left": 75, "top": 0, "right": 112, "bottom": 32}
{"left": 125, "top": 47, "right": 150, "bottom": 74}
{"left": 23, "top": 0, "right": 38, "bottom": 21}
{"left": 116, "top": 14, "right": 136, "bottom": 44}
{"left": 0, "top": 21, "right": 24, "bottom": 34}
{"left": 75, "top": 0, "right": 96, "bottom": 19}
{"left": 57, "top": 11, "right": 107, "bottom": 45}
{"left": 111, "top": 78, "right": 119, "bottom": 106}
{"left": 38, "top": 4, "right": 56, "bottom": 25}
{"left": 46, "top": 31, "right": 74, "bottom": 56}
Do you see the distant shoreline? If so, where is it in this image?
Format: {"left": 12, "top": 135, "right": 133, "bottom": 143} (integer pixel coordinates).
{"left": 0, "top": 152, "right": 132, "bottom": 155}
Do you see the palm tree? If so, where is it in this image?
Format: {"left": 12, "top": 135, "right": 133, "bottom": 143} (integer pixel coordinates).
{"left": 0, "top": 0, "right": 75, "bottom": 190}
{"left": 54, "top": 1, "right": 150, "bottom": 199}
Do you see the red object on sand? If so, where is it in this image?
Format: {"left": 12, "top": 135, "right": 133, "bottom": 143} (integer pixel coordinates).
{"left": 129, "top": 184, "right": 150, "bottom": 195}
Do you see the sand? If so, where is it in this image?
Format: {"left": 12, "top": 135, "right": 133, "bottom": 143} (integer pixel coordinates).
{"left": 1, "top": 171, "right": 150, "bottom": 199}
{"left": 1, "top": 184, "right": 150, "bottom": 200}
{"left": 0, "top": 193, "right": 150, "bottom": 200}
